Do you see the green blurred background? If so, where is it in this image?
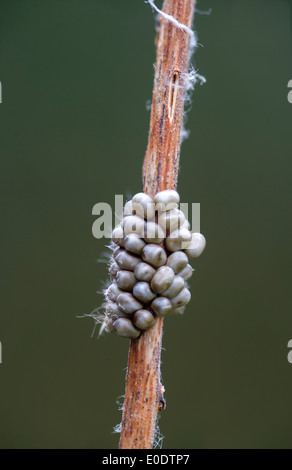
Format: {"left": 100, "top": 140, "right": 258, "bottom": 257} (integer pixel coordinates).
{"left": 0, "top": 0, "right": 291, "bottom": 449}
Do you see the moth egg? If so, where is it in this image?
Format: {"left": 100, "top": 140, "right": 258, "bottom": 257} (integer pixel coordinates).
{"left": 171, "top": 288, "right": 191, "bottom": 309}
{"left": 183, "top": 233, "right": 206, "bottom": 259}
{"left": 116, "top": 270, "right": 137, "bottom": 291}
{"left": 124, "top": 233, "right": 146, "bottom": 255}
{"left": 106, "top": 301, "right": 129, "bottom": 319}
{"left": 133, "top": 309, "right": 156, "bottom": 330}
{"left": 133, "top": 281, "right": 156, "bottom": 304}
{"left": 113, "top": 317, "right": 140, "bottom": 339}
{"left": 132, "top": 192, "right": 155, "bottom": 220}
{"left": 165, "top": 228, "right": 192, "bottom": 252}
{"left": 161, "top": 275, "right": 185, "bottom": 299}
{"left": 112, "top": 225, "right": 125, "bottom": 247}
{"left": 134, "top": 262, "right": 156, "bottom": 282}
{"left": 151, "top": 297, "right": 173, "bottom": 317}
{"left": 126, "top": 201, "right": 144, "bottom": 219}
{"left": 177, "top": 264, "right": 193, "bottom": 281}
{"left": 154, "top": 189, "right": 180, "bottom": 211}
{"left": 122, "top": 215, "right": 145, "bottom": 236}
{"left": 109, "top": 261, "right": 120, "bottom": 278}
{"left": 117, "top": 292, "right": 143, "bottom": 314}
{"left": 142, "top": 244, "right": 167, "bottom": 268}
{"left": 103, "top": 315, "right": 115, "bottom": 333}
{"left": 113, "top": 246, "right": 123, "bottom": 259}
{"left": 158, "top": 208, "right": 185, "bottom": 232}
{"left": 144, "top": 222, "right": 165, "bottom": 244}
{"left": 123, "top": 200, "right": 135, "bottom": 217}
{"left": 105, "top": 282, "right": 124, "bottom": 302}
{"left": 170, "top": 306, "right": 186, "bottom": 315}
{"left": 115, "top": 250, "right": 141, "bottom": 271}
{"left": 166, "top": 251, "right": 188, "bottom": 273}
{"left": 180, "top": 219, "right": 191, "bottom": 231}
{"left": 151, "top": 266, "right": 175, "bottom": 294}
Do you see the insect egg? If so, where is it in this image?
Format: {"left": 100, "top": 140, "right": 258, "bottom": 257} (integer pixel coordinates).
{"left": 160, "top": 275, "right": 185, "bottom": 299}
{"left": 133, "top": 309, "right": 156, "bottom": 330}
{"left": 134, "top": 262, "right": 156, "bottom": 282}
{"left": 113, "top": 317, "right": 140, "bottom": 339}
{"left": 170, "top": 288, "right": 191, "bottom": 309}
{"left": 117, "top": 292, "right": 143, "bottom": 315}
{"left": 144, "top": 222, "right": 165, "bottom": 244}
{"left": 109, "top": 261, "right": 120, "bottom": 278}
{"left": 112, "top": 246, "right": 123, "bottom": 259}
{"left": 154, "top": 189, "right": 180, "bottom": 211}
{"left": 106, "top": 301, "right": 129, "bottom": 318}
{"left": 165, "top": 228, "right": 192, "bottom": 252}
{"left": 112, "top": 225, "right": 125, "bottom": 247}
{"left": 170, "top": 306, "right": 186, "bottom": 315}
{"left": 166, "top": 251, "right": 188, "bottom": 273}
{"left": 183, "top": 233, "right": 206, "bottom": 259}
{"left": 151, "top": 297, "right": 173, "bottom": 317}
{"left": 177, "top": 264, "right": 193, "bottom": 281}
{"left": 132, "top": 192, "right": 155, "bottom": 220}
{"left": 116, "top": 270, "right": 137, "bottom": 291}
{"left": 106, "top": 282, "right": 124, "bottom": 302}
{"left": 180, "top": 219, "right": 191, "bottom": 230}
{"left": 122, "top": 215, "right": 145, "bottom": 236}
{"left": 151, "top": 266, "right": 175, "bottom": 294}
{"left": 158, "top": 208, "right": 185, "bottom": 232}
{"left": 115, "top": 250, "right": 141, "bottom": 271}
{"left": 142, "top": 244, "right": 167, "bottom": 268}
{"left": 133, "top": 282, "right": 156, "bottom": 304}
{"left": 123, "top": 200, "right": 135, "bottom": 217}
{"left": 124, "top": 233, "right": 146, "bottom": 255}
{"left": 103, "top": 315, "right": 115, "bottom": 333}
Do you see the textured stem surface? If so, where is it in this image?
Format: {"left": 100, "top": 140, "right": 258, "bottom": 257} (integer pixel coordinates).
{"left": 119, "top": 0, "right": 196, "bottom": 449}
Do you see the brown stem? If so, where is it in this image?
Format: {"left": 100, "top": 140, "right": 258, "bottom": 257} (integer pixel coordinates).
{"left": 119, "top": 0, "right": 196, "bottom": 449}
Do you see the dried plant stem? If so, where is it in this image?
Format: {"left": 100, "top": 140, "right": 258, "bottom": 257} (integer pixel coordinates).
{"left": 119, "top": 0, "right": 196, "bottom": 449}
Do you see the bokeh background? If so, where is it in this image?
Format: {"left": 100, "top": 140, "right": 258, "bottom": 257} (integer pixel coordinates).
{"left": 0, "top": 0, "right": 291, "bottom": 449}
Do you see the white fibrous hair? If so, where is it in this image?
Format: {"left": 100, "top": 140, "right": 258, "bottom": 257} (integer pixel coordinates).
{"left": 147, "top": 0, "right": 197, "bottom": 50}
{"left": 181, "top": 68, "right": 207, "bottom": 142}
{"left": 153, "top": 418, "right": 165, "bottom": 449}
{"left": 112, "top": 398, "right": 165, "bottom": 448}
{"left": 77, "top": 306, "right": 106, "bottom": 338}
{"left": 146, "top": 0, "right": 207, "bottom": 142}
{"left": 113, "top": 422, "right": 122, "bottom": 435}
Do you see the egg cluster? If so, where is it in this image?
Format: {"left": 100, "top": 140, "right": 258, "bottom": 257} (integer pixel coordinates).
{"left": 102, "top": 190, "right": 206, "bottom": 339}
